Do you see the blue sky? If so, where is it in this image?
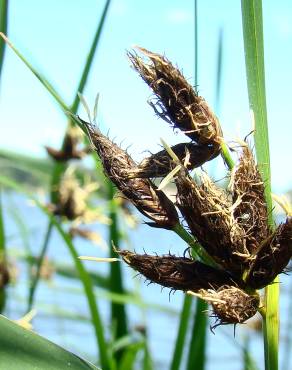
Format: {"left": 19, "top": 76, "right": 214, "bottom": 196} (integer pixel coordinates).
{"left": 0, "top": 0, "right": 291, "bottom": 192}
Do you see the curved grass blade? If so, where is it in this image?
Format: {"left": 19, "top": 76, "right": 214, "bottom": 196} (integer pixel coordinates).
{"left": 241, "top": 2, "right": 277, "bottom": 370}
{"left": 119, "top": 341, "right": 145, "bottom": 370}
{"left": 170, "top": 295, "right": 193, "bottom": 370}
{"left": 0, "top": 314, "right": 100, "bottom": 370}
{"left": 0, "top": 32, "right": 68, "bottom": 111}
{"left": 0, "top": 0, "right": 8, "bottom": 80}
{"left": 27, "top": 221, "right": 53, "bottom": 311}
{"left": 70, "top": 0, "right": 111, "bottom": 114}
{"left": 0, "top": 175, "right": 113, "bottom": 370}
{"left": 186, "top": 299, "right": 207, "bottom": 370}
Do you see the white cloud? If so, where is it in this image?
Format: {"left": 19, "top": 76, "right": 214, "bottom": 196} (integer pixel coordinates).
{"left": 165, "top": 8, "right": 192, "bottom": 24}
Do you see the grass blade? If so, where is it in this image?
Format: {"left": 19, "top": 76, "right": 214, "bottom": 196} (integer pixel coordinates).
{"left": 0, "top": 314, "right": 100, "bottom": 370}
{"left": 0, "top": 33, "right": 68, "bottom": 111}
{"left": 107, "top": 182, "right": 128, "bottom": 362}
{"left": 71, "top": 0, "right": 111, "bottom": 113}
{"left": 0, "top": 0, "right": 8, "bottom": 80}
{"left": 170, "top": 295, "right": 193, "bottom": 370}
{"left": 185, "top": 299, "right": 207, "bottom": 370}
{"left": 241, "top": 2, "right": 277, "bottom": 370}
{"left": 27, "top": 221, "right": 53, "bottom": 311}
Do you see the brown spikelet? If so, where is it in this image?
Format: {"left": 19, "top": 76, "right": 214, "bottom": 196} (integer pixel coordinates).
{"left": 50, "top": 172, "right": 89, "bottom": 220}
{"left": 80, "top": 119, "right": 179, "bottom": 229}
{"left": 45, "top": 126, "right": 88, "bottom": 162}
{"left": 128, "top": 47, "right": 222, "bottom": 150}
{"left": 246, "top": 217, "right": 292, "bottom": 289}
{"left": 118, "top": 250, "right": 240, "bottom": 292}
{"left": 176, "top": 169, "right": 248, "bottom": 275}
{"left": 195, "top": 287, "right": 259, "bottom": 326}
{"left": 126, "top": 142, "right": 216, "bottom": 179}
{"left": 231, "top": 145, "right": 269, "bottom": 254}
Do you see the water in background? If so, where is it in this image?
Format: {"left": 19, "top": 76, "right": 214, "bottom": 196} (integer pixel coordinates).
{"left": 3, "top": 192, "right": 292, "bottom": 370}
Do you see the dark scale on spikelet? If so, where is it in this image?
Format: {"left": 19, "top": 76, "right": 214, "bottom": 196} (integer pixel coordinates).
{"left": 118, "top": 250, "right": 241, "bottom": 292}
{"left": 79, "top": 119, "right": 179, "bottom": 230}
{"left": 176, "top": 169, "right": 249, "bottom": 276}
{"left": 128, "top": 47, "right": 222, "bottom": 155}
{"left": 246, "top": 217, "right": 292, "bottom": 289}
{"left": 126, "top": 142, "right": 216, "bottom": 179}
{"left": 195, "top": 287, "right": 260, "bottom": 326}
{"left": 231, "top": 145, "right": 269, "bottom": 254}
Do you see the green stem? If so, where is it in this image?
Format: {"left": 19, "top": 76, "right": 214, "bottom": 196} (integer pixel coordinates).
{"left": 27, "top": 221, "right": 53, "bottom": 311}
{"left": 173, "top": 223, "right": 219, "bottom": 269}
{"left": 220, "top": 141, "right": 234, "bottom": 170}
{"left": 262, "top": 279, "right": 279, "bottom": 370}
{"left": 186, "top": 299, "right": 208, "bottom": 370}
{"left": 170, "top": 295, "right": 193, "bottom": 370}
{"left": 241, "top": 2, "right": 277, "bottom": 369}
{"left": 107, "top": 182, "right": 128, "bottom": 361}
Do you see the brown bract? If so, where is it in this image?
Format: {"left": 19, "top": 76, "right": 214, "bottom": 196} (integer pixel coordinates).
{"left": 80, "top": 119, "right": 179, "bottom": 229}
{"left": 128, "top": 47, "right": 222, "bottom": 153}
{"left": 118, "top": 250, "right": 239, "bottom": 292}
{"left": 126, "top": 142, "right": 216, "bottom": 179}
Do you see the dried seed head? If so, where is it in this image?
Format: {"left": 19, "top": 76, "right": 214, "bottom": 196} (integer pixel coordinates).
{"left": 126, "top": 142, "right": 217, "bottom": 179}
{"left": 81, "top": 119, "right": 179, "bottom": 229}
{"left": 128, "top": 47, "right": 222, "bottom": 149}
{"left": 246, "top": 217, "right": 292, "bottom": 289}
{"left": 50, "top": 170, "right": 98, "bottom": 221}
{"left": 231, "top": 145, "right": 269, "bottom": 254}
{"left": 53, "top": 172, "right": 87, "bottom": 220}
{"left": 195, "top": 287, "right": 259, "bottom": 325}
{"left": 119, "top": 250, "right": 239, "bottom": 292}
{"left": 176, "top": 170, "right": 248, "bottom": 275}
{"left": 45, "top": 126, "right": 88, "bottom": 162}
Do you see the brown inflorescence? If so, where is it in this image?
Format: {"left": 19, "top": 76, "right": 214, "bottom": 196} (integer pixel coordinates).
{"left": 231, "top": 145, "right": 269, "bottom": 254}
{"left": 45, "top": 126, "right": 89, "bottom": 162}
{"left": 195, "top": 287, "right": 260, "bottom": 326}
{"left": 79, "top": 47, "right": 292, "bottom": 327}
{"left": 176, "top": 168, "right": 249, "bottom": 276}
{"left": 80, "top": 119, "right": 179, "bottom": 230}
{"left": 128, "top": 47, "right": 222, "bottom": 154}
{"left": 246, "top": 217, "right": 292, "bottom": 289}
{"left": 118, "top": 250, "right": 240, "bottom": 292}
{"left": 126, "top": 142, "right": 216, "bottom": 179}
